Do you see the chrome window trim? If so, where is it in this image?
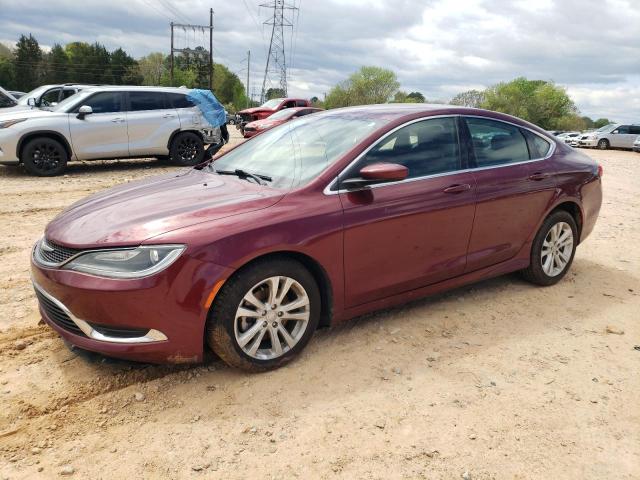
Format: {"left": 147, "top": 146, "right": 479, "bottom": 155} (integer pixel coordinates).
{"left": 323, "top": 114, "right": 556, "bottom": 196}
{"left": 32, "top": 281, "right": 168, "bottom": 344}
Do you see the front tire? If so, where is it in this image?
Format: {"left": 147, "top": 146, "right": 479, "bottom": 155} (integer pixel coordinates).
{"left": 169, "top": 132, "right": 204, "bottom": 166}
{"left": 598, "top": 139, "right": 609, "bottom": 150}
{"left": 521, "top": 210, "right": 578, "bottom": 286}
{"left": 206, "top": 258, "right": 321, "bottom": 372}
{"left": 21, "top": 137, "right": 68, "bottom": 176}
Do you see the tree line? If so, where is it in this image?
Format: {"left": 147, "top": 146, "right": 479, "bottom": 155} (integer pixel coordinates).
{"left": 322, "top": 66, "right": 612, "bottom": 130}
{"left": 0, "top": 34, "right": 249, "bottom": 112}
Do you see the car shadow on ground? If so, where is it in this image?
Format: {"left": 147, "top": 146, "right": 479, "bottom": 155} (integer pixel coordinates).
{"left": 0, "top": 158, "right": 179, "bottom": 178}
{"left": 49, "top": 256, "right": 636, "bottom": 381}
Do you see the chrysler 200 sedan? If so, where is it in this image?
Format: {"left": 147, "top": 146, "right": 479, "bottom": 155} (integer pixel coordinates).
{"left": 31, "top": 104, "right": 602, "bottom": 371}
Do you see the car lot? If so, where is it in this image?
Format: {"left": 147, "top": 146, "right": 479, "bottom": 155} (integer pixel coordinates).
{"left": 0, "top": 134, "right": 638, "bottom": 478}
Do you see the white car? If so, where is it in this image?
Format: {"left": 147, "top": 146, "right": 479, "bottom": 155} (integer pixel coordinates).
{"left": 633, "top": 135, "right": 640, "bottom": 153}
{"left": 577, "top": 123, "right": 640, "bottom": 150}
{"left": 0, "top": 86, "right": 224, "bottom": 176}
{"left": 558, "top": 131, "right": 582, "bottom": 146}
{"left": 0, "top": 86, "right": 17, "bottom": 109}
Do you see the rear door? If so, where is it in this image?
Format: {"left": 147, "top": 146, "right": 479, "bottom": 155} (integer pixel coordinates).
{"left": 68, "top": 91, "right": 129, "bottom": 160}
{"left": 126, "top": 91, "right": 181, "bottom": 156}
{"left": 463, "top": 116, "right": 556, "bottom": 272}
{"left": 167, "top": 92, "right": 203, "bottom": 130}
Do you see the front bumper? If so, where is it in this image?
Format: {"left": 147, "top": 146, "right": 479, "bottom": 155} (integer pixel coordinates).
{"left": 31, "top": 252, "right": 233, "bottom": 364}
{"left": 578, "top": 139, "right": 598, "bottom": 147}
{"left": 0, "top": 128, "right": 20, "bottom": 164}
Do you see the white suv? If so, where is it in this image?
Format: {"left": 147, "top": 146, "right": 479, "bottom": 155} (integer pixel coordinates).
{"left": 0, "top": 86, "right": 223, "bottom": 176}
{"left": 577, "top": 123, "right": 640, "bottom": 150}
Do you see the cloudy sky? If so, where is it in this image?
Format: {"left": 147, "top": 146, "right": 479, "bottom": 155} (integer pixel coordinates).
{"left": 1, "top": 0, "right": 639, "bottom": 122}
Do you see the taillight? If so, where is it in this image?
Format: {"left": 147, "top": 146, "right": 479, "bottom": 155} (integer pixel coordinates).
{"left": 597, "top": 164, "right": 603, "bottom": 178}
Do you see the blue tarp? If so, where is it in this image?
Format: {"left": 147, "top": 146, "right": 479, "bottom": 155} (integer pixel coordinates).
{"left": 186, "top": 89, "right": 226, "bottom": 128}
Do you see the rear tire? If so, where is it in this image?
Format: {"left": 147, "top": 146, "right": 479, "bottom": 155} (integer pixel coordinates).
{"left": 521, "top": 210, "right": 578, "bottom": 286}
{"left": 597, "top": 139, "right": 609, "bottom": 150}
{"left": 206, "top": 258, "right": 321, "bottom": 372}
{"left": 169, "top": 132, "right": 204, "bottom": 166}
{"left": 21, "top": 137, "right": 68, "bottom": 176}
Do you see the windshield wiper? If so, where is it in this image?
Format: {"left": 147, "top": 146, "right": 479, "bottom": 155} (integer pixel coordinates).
{"left": 215, "top": 168, "right": 272, "bottom": 185}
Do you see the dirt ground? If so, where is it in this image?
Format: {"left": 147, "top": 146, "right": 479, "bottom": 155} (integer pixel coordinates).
{"left": 0, "top": 133, "right": 638, "bottom": 479}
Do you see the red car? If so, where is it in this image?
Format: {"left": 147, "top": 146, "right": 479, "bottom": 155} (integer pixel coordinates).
{"left": 236, "top": 97, "right": 312, "bottom": 126}
{"left": 31, "top": 105, "right": 602, "bottom": 371}
{"left": 243, "top": 107, "right": 324, "bottom": 138}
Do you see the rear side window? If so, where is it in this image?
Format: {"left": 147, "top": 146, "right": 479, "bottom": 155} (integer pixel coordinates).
{"left": 465, "top": 117, "right": 529, "bottom": 167}
{"left": 129, "top": 91, "right": 166, "bottom": 111}
{"left": 522, "top": 130, "right": 552, "bottom": 158}
{"left": 167, "top": 93, "right": 195, "bottom": 108}
{"left": 80, "top": 92, "right": 123, "bottom": 113}
{"left": 629, "top": 126, "right": 640, "bottom": 135}
{"left": 358, "top": 117, "right": 461, "bottom": 179}
{"left": 296, "top": 100, "right": 307, "bottom": 107}
{"left": 62, "top": 89, "right": 77, "bottom": 100}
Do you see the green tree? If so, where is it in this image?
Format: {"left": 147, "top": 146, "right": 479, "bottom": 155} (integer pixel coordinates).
{"left": 110, "top": 48, "right": 138, "bottom": 85}
{"left": 450, "top": 89, "right": 485, "bottom": 108}
{"left": 65, "top": 42, "right": 112, "bottom": 84}
{"left": 554, "top": 114, "right": 587, "bottom": 131}
{"left": 481, "top": 77, "right": 577, "bottom": 129}
{"left": 14, "top": 34, "right": 42, "bottom": 91}
{"left": 325, "top": 66, "right": 400, "bottom": 108}
{"left": 265, "top": 88, "right": 286, "bottom": 100}
{"left": 43, "top": 44, "right": 69, "bottom": 84}
{"left": 138, "top": 52, "right": 166, "bottom": 85}
{"left": 0, "top": 58, "right": 16, "bottom": 90}
{"left": 0, "top": 43, "right": 13, "bottom": 60}
{"left": 593, "top": 118, "right": 613, "bottom": 128}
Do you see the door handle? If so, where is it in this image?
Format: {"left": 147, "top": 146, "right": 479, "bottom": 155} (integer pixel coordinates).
{"left": 162, "top": 114, "right": 175, "bottom": 118}
{"left": 111, "top": 118, "right": 125, "bottom": 123}
{"left": 443, "top": 183, "right": 471, "bottom": 194}
{"left": 528, "top": 172, "right": 550, "bottom": 181}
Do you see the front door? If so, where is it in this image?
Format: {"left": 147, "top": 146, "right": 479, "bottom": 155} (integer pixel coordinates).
{"left": 68, "top": 91, "right": 128, "bottom": 160}
{"left": 610, "top": 125, "right": 639, "bottom": 149}
{"left": 340, "top": 116, "right": 477, "bottom": 307}
{"left": 462, "top": 116, "right": 557, "bottom": 272}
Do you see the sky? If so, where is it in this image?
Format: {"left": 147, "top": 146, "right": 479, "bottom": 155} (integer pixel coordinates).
{"left": 1, "top": 0, "right": 639, "bottom": 122}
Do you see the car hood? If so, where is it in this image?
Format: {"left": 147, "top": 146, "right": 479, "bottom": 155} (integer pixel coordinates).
{"left": 238, "top": 107, "right": 275, "bottom": 115}
{"left": 0, "top": 107, "right": 57, "bottom": 119}
{"left": 45, "top": 168, "right": 286, "bottom": 248}
{"left": 247, "top": 119, "right": 280, "bottom": 129}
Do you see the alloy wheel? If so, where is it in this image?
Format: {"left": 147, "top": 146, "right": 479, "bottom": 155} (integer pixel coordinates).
{"left": 176, "top": 137, "right": 199, "bottom": 162}
{"left": 32, "top": 143, "right": 62, "bottom": 172}
{"left": 233, "top": 276, "right": 311, "bottom": 360}
{"left": 540, "top": 222, "right": 574, "bottom": 277}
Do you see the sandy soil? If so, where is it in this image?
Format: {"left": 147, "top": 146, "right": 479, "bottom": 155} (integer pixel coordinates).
{"left": 0, "top": 136, "right": 638, "bottom": 479}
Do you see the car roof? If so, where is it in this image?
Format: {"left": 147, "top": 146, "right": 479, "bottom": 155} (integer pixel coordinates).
{"left": 79, "top": 86, "right": 193, "bottom": 94}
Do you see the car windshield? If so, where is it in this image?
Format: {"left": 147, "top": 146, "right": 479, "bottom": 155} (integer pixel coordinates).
{"left": 210, "top": 112, "right": 388, "bottom": 189}
{"left": 596, "top": 124, "right": 615, "bottom": 132}
{"left": 267, "top": 109, "right": 295, "bottom": 120}
{"left": 260, "top": 98, "right": 283, "bottom": 109}
{"left": 16, "top": 85, "right": 51, "bottom": 105}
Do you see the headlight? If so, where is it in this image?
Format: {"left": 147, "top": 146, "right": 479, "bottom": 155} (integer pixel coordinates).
{"left": 0, "top": 118, "right": 28, "bottom": 128}
{"left": 64, "top": 245, "right": 185, "bottom": 279}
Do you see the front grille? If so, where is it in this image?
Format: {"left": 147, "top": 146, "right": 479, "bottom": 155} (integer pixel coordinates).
{"left": 38, "top": 238, "right": 81, "bottom": 265}
{"left": 34, "top": 289, "right": 87, "bottom": 337}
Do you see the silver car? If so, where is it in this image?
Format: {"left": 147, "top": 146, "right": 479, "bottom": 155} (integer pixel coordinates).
{"left": 577, "top": 123, "right": 640, "bottom": 150}
{"left": 0, "top": 86, "right": 223, "bottom": 176}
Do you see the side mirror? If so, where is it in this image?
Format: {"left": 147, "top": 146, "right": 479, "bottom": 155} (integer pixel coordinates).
{"left": 76, "top": 105, "right": 93, "bottom": 120}
{"left": 50, "top": 102, "right": 58, "bottom": 106}
{"left": 27, "top": 97, "right": 36, "bottom": 107}
{"left": 341, "top": 162, "right": 409, "bottom": 189}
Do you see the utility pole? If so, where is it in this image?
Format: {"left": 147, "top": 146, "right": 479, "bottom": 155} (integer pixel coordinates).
{"left": 260, "top": 0, "right": 298, "bottom": 102}
{"left": 246, "top": 50, "right": 251, "bottom": 108}
{"left": 209, "top": 8, "right": 213, "bottom": 91}
{"left": 170, "top": 22, "right": 174, "bottom": 86}
{"left": 169, "top": 12, "right": 214, "bottom": 89}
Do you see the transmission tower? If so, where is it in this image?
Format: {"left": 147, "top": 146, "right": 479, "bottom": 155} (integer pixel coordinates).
{"left": 260, "top": 0, "right": 298, "bottom": 102}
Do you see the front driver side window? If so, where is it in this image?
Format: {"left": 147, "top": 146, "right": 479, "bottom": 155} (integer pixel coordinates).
{"left": 357, "top": 117, "right": 461, "bottom": 179}
{"left": 78, "top": 92, "right": 123, "bottom": 114}
{"left": 40, "top": 88, "right": 61, "bottom": 106}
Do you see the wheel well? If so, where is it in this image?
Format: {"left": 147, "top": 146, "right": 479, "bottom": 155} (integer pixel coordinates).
{"left": 167, "top": 129, "right": 204, "bottom": 150}
{"left": 551, "top": 202, "right": 583, "bottom": 240}
{"left": 17, "top": 131, "right": 72, "bottom": 162}
{"left": 229, "top": 251, "right": 334, "bottom": 329}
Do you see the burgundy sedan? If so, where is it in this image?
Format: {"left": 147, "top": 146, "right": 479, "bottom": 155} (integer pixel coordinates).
{"left": 31, "top": 105, "right": 602, "bottom": 371}
{"left": 242, "top": 106, "right": 323, "bottom": 138}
